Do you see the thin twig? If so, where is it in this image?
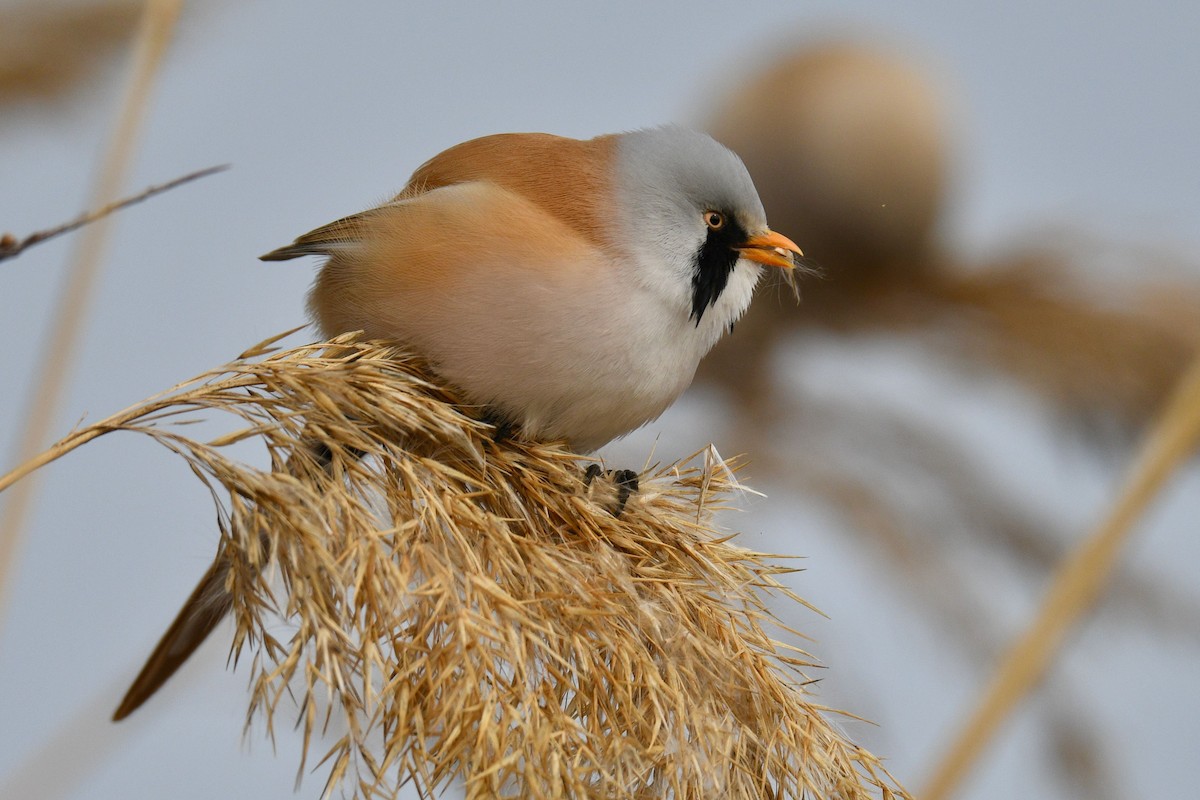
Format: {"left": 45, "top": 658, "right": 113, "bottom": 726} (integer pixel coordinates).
{"left": 921, "top": 352, "right": 1200, "bottom": 800}
{"left": 0, "top": 164, "right": 228, "bottom": 263}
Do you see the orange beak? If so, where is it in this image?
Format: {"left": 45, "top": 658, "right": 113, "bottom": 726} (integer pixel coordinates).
{"left": 735, "top": 229, "right": 803, "bottom": 269}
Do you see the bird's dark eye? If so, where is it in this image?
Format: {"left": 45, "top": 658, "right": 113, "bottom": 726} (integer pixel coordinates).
{"left": 703, "top": 211, "right": 726, "bottom": 231}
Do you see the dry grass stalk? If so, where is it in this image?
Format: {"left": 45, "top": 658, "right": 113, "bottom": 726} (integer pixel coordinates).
{"left": 0, "top": 0, "right": 183, "bottom": 625}
{"left": 921, "top": 351, "right": 1200, "bottom": 800}
{"left": 0, "top": 334, "right": 907, "bottom": 800}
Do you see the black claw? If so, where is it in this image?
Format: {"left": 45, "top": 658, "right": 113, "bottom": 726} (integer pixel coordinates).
{"left": 308, "top": 441, "right": 365, "bottom": 470}
{"left": 583, "top": 463, "right": 603, "bottom": 486}
{"left": 492, "top": 420, "right": 515, "bottom": 443}
{"left": 479, "top": 408, "right": 516, "bottom": 443}
{"left": 582, "top": 465, "right": 640, "bottom": 517}
{"left": 612, "top": 469, "right": 639, "bottom": 516}
{"left": 310, "top": 441, "right": 334, "bottom": 469}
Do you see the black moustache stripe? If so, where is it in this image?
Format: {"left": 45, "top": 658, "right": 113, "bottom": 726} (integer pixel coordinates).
{"left": 690, "top": 217, "right": 746, "bottom": 324}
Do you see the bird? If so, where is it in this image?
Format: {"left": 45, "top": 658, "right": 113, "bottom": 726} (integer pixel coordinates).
{"left": 111, "top": 125, "right": 802, "bottom": 721}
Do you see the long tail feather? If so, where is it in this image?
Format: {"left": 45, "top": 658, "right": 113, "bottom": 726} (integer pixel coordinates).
{"left": 112, "top": 556, "right": 232, "bottom": 721}
{"left": 259, "top": 209, "right": 378, "bottom": 261}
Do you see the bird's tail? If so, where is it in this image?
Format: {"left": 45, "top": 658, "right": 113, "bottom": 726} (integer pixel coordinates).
{"left": 259, "top": 207, "right": 381, "bottom": 261}
{"left": 112, "top": 431, "right": 371, "bottom": 721}
{"left": 112, "top": 556, "right": 233, "bottom": 721}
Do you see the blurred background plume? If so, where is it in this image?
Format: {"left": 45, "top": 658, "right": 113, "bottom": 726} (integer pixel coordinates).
{"left": 0, "top": 2, "right": 142, "bottom": 107}
{"left": 697, "top": 39, "right": 1200, "bottom": 800}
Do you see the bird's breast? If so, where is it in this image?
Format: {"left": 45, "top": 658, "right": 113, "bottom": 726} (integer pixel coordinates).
{"left": 309, "top": 182, "right": 756, "bottom": 451}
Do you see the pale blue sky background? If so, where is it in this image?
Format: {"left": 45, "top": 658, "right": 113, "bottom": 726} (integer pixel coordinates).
{"left": 1, "top": 2, "right": 1198, "bottom": 798}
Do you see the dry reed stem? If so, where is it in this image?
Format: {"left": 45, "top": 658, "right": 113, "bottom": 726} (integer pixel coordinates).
{"left": 0, "top": 165, "right": 227, "bottom": 263}
{"left": 0, "top": 0, "right": 183, "bottom": 626}
{"left": 0, "top": 334, "right": 907, "bottom": 800}
{"left": 921, "top": 352, "right": 1200, "bottom": 800}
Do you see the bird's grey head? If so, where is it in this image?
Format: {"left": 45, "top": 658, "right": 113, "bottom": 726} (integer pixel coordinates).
{"left": 613, "top": 125, "right": 771, "bottom": 323}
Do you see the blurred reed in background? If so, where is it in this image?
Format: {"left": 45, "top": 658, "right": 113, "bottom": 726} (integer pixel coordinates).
{"left": 701, "top": 39, "right": 1200, "bottom": 799}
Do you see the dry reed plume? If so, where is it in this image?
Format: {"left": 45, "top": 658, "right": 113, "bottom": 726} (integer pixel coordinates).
{"left": 0, "top": 332, "right": 906, "bottom": 800}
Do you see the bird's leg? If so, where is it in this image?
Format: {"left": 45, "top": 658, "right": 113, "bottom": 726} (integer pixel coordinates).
{"left": 309, "top": 439, "right": 365, "bottom": 469}
{"left": 474, "top": 412, "right": 640, "bottom": 515}
{"left": 478, "top": 408, "right": 517, "bottom": 443}
{"left": 583, "top": 465, "right": 640, "bottom": 517}
{"left": 611, "top": 469, "right": 639, "bottom": 515}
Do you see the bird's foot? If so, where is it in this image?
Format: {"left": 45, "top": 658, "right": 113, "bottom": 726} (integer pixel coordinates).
{"left": 478, "top": 409, "right": 517, "bottom": 443}
{"left": 583, "top": 464, "right": 639, "bottom": 517}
